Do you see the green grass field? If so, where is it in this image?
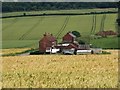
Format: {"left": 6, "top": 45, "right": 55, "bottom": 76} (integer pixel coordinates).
{"left": 2, "top": 9, "right": 119, "bottom": 49}
{"left": 2, "top": 8, "right": 117, "bottom": 17}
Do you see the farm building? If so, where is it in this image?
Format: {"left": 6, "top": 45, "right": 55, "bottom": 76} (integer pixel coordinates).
{"left": 39, "top": 32, "right": 102, "bottom": 54}
{"left": 63, "top": 32, "right": 76, "bottom": 43}
{"left": 39, "top": 33, "right": 57, "bottom": 53}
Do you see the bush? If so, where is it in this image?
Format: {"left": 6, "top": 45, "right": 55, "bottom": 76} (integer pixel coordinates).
{"left": 72, "top": 31, "right": 81, "bottom": 37}
{"left": 30, "top": 50, "right": 44, "bottom": 55}
{"left": 78, "top": 40, "right": 85, "bottom": 45}
{"left": 23, "top": 13, "right": 26, "bottom": 16}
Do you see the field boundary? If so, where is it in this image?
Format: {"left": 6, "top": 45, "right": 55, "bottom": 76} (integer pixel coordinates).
{"left": 1, "top": 11, "right": 118, "bottom": 19}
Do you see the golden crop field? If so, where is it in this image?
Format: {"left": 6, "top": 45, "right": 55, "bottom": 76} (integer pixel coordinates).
{"left": 2, "top": 50, "right": 119, "bottom": 88}
{"left": 1, "top": 48, "right": 31, "bottom": 56}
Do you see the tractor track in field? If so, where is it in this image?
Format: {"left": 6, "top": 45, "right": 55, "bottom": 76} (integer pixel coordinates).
{"left": 90, "top": 14, "right": 96, "bottom": 35}
{"left": 19, "top": 17, "right": 45, "bottom": 40}
{"left": 56, "top": 16, "right": 70, "bottom": 39}
{"left": 3, "top": 18, "right": 18, "bottom": 31}
{"left": 100, "top": 14, "right": 106, "bottom": 32}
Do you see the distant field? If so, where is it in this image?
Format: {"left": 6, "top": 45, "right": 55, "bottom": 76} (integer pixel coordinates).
{"left": 2, "top": 9, "right": 118, "bottom": 49}
{"left": 2, "top": 50, "right": 118, "bottom": 88}
{"left": 2, "top": 8, "right": 117, "bottom": 17}
{"left": 91, "top": 37, "right": 119, "bottom": 48}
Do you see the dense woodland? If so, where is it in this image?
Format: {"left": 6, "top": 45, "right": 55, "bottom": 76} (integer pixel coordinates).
{"left": 2, "top": 2, "right": 118, "bottom": 12}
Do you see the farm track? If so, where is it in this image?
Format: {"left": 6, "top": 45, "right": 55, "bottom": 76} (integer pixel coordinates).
{"left": 56, "top": 16, "right": 70, "bottom": 38}
{"left": 3, "top": 18, "right": 18, "bottom": 31}
{"left": 100, "top": 14, "right": 106, "bottom": 32}
{"left": 90, "top": 14, "right": 97, "bottom": 35}
{"left": 19, "top": 17, "right": 45, "bottom": 40}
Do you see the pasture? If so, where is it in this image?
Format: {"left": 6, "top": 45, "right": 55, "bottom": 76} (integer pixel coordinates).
{"left": 2, "top": 50, "right": 118, "bottom": 88}
{"left": 2, "top": 10, "right": 118, "bottom": 49}
{"left": 2, "top": 8, "right": 117, "bottom": 17}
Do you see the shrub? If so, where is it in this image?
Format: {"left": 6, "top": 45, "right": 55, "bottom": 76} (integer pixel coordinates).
{"left": 78, "top": 40, "right": 85, "bottom": 45}
{"left": 72, "top": 31, "right": 81, "bottom": 37}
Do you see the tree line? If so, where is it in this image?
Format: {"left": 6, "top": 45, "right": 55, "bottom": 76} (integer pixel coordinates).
{"left": 2, "top": 2, "right": 118, "bottom": 12}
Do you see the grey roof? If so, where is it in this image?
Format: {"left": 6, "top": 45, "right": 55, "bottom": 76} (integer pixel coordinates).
{"left": 69, "top": 32, "right": 76, "bottom": 38}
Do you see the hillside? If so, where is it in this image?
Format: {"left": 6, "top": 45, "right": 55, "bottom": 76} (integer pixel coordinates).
{"left": 2, "top": 9, "right": 118, "bottom": 49}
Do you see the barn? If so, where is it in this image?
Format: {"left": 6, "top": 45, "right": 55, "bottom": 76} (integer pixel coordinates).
{"left": 39, "top": 33, "right": 57, "bottom": 53}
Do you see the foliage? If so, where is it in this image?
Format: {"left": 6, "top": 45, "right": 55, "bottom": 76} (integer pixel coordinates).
{"left": 2, "top": 2, "right": 118, "bottom": 13}
{"left": 30, "top": 50, "right": 44, "bottom": 55}
{"left": 72, "top": 31, "right": 81, "bottom": 37}
{"left": 78, "top": 40, "right": 85, "bottom": 45}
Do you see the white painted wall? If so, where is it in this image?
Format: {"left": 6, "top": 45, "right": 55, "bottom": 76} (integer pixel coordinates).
{"left": 51, "top": 49, "right": 60, "bottom": 54}
{"left": 77, "top": 50, "right": 91, "bottom": 54}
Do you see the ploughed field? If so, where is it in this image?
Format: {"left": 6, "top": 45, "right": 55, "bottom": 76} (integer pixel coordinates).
{"left": 2, "top": 9, "right": 118, "bottom": 49}
{"left": 2, "top": 50, "right": 118, "bottom": 88}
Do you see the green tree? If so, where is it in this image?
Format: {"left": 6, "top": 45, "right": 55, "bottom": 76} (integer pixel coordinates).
{"left": 72, "top": 31, "right": 81, "bottom": 37}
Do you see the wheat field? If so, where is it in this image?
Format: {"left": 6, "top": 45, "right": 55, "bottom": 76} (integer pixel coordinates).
{"left": 1, "top": 48, "right": 31, "bottom": 55}
{"left": 2, "top": 50, "right": 118, "bottom": 88}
